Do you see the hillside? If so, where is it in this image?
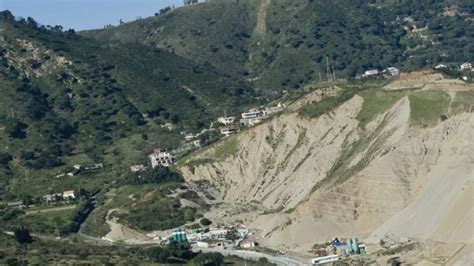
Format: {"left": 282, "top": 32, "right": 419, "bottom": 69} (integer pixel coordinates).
{"left": 82, "top": 0, "right": 474, "bottom": 91}
{"left": 0, "top": 11, "right": 256, "bottom": 200}
{"left": 0, "top": 2, "right": 473, "bottom": 264}
{"left": 179, "top": 72, "right": 474, "bottom": 263}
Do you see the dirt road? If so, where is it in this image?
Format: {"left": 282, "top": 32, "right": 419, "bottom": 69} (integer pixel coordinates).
{"left": 25, "top": 205, "right": 77, "bottom": 215}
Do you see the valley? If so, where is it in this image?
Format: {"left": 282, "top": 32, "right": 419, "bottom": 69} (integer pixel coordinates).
{"left": 0, "top": 0, "right": 473, "bottom": 264}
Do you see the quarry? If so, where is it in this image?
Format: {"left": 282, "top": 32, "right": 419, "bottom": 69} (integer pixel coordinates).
{"left": 179, "top": 71, "right": 474, "bottom": 265}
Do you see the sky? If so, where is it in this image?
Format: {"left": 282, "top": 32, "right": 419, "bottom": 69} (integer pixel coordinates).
{"left": 0, "top": 0, "right": 185, "bottom": 31}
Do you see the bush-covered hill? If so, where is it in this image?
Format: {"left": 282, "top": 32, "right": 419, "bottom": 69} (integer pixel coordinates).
{"left": 0, "top": 11, "right": 256, "bottom": 200}
{"left": 82, "top": 0, "right": 474, "bottom": 90}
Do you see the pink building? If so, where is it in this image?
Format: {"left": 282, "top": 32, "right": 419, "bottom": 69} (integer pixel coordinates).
{"left": 149, "top": 149, "right": 174, "bottom": 168}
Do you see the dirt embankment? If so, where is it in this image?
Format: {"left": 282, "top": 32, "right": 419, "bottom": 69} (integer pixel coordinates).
{"left": 103, "top": 209, "right": 153, "bottom": 244}
{"left": 179, "top": 73, "right": 474, "bottom": 262}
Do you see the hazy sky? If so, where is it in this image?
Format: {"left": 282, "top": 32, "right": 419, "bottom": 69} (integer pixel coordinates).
{"left": 0, "top": 0, "right": 185, "bottom": 31}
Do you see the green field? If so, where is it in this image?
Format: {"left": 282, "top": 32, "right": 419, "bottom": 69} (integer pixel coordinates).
{"left": 357, "top": 89, "right": 408, "bottom": 128}
{"left": 451, "top": 90, "right": 474, "bottom": 114}
{"left": 409, "top": 90, "right": 450, "bottom": 126}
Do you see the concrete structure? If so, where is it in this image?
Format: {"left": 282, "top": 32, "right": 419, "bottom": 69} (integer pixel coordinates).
{"left": 217, "top": 116, "right": 235, "bottom": 125}
{"left": 149, "top": 149, "right": 174, "bottom": 168}
{"left": 63, "top": 190, "right": 76, "bottom": 199}
{"left": 43, "top": 193, "right": 62, "bottom": 202}
{"left": 311, "top": 255, "right": 340, "bottom": 265}
{"left": 265, "top": 103, "right": 285, "bottom": 115}
{"left": 362, "top": 69, "right": 380, "bottom": 78}
{"left": 184, "top": 133, "right": 196, "bottom": 141}
{"left": 239, "top": 240, "right": 256, "bottom": 248}
{"left": 241, "top": 108, "right": 266, "bottom": 119}
{"left": 209, "top": 229, "right": 228, "bottom": 240}
{"left": 460, "top": 62, "right": 472, "bottom": 70}
{"left": 220, "top": 125, "right": 239, "bottom": 137}
{"left": 7, "top": 201, "right": 24, "bottom": 208}
{"left": 194, "top": 241, "right": 210, "bottom": 248}
{"left": 240, "top": 117, "right": 262, "bottom": 127}
{"left": 130, "top": 164, "right": 146, "bottom": 172}
{"left": 435, "top": 64, "right": 447, "bottom": 69}
{"left": 384, "top": 67, "right": 400, "bottom": 76}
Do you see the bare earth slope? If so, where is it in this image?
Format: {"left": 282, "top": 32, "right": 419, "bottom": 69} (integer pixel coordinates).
{"left": 179, "top": 74, "right": 474, "bottom": 262}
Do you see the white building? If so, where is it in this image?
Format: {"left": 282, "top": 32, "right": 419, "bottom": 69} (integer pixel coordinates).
{"left": 384, "top": 67, "right": 400, "bottom": 76}
{"left": 43, "top": 193, "right": 62, "bottom": 202}
{"left": 311, "top": 255, "right": 340, "bottom": 265}
{"left": 265, "top": 103, "right": 285, "bottom": 115}
{"left": 241, "top": 108, "right": 266, "bottom": 119}
{"left": 184, "top": 133, "right": 196, "bottom": 141}
{"left": 209, "top": 229, "right": 228, "bottom": 240}
{"left": 239, "top": 240, "right": 256, "bottom": 248}
{"left": 130, "top": 164, "right": 146, "bottom": 172}
{"left": 362, "top": 69, "right": 380, "bottom": 78}
{"left": 435, "top": 64, "right": 447, "bottom": 69}
{"left": 194, "top": 241, "right": 210, "bottom": 248}
{"left": 63, "top": 190, "right": 76, "bottom": 199}
{"left": 217, "top": 116, "right": 235, "bottom": 125}
{"left": 149, "top": 149, "right": 175, "bottom": 168}
{"left": 460, "top": 62, "right": 472, "bottom": 70}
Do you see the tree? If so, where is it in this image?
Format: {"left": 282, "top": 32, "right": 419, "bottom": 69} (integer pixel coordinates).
{"left": 14, "top": 227, "right": 33, "bottom": 245}
{"left": 5, "top": 119, "right": 27, "bottom": 139}
{"left": 200, "top": 218, "right": 212, "bottom": 226}
{"left": 225, "top": 229, "right": 240, "bottom": 241}
{"left": 188, "top": 252, "right": 224, "bottom": 266}
{"left": 0, "top": 10, "right": 15, "bottom": 21}
{"left": 22, "top": 195, "right": 33, "bottom": 207}
{"left": 145, "top": 246, "right": 171, "bottom": 263}
{"left": 26, "top": 17, "right": 38, "bottom": 28}
{"left": 0, "top": 153, "right": 13, "bottom": 165}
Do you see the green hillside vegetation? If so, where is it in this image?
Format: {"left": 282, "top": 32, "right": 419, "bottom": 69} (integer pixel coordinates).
{"left": 0, "top": 207, "right": 75, "bottom": 236}
{"left": 0, "top": 11, "right": 257, "bottom": 201}
{"left": 83, "top": 0, "right": 261, "bottom": 78}
{"left": 0, "top": 1, "right": 473, "bottom": 262}
{"left": 83, "top": 180, "right": 206, "bottom": 236}
{"left": 0, "top": 233, "right": 269, "bottom": 265}
{"left": 83, "top": 0, "right": 474, "bottom": 91}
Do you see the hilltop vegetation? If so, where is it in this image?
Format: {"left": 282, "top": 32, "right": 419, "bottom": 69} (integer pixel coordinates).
{"left": 0, "top": 11, "right": 258, "bottom": 201}
{"left": 0, "top": 1, "right": 473, "bottom": 264}
{"left": 83, "top": 0, "right": 474, "bottom": 91}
